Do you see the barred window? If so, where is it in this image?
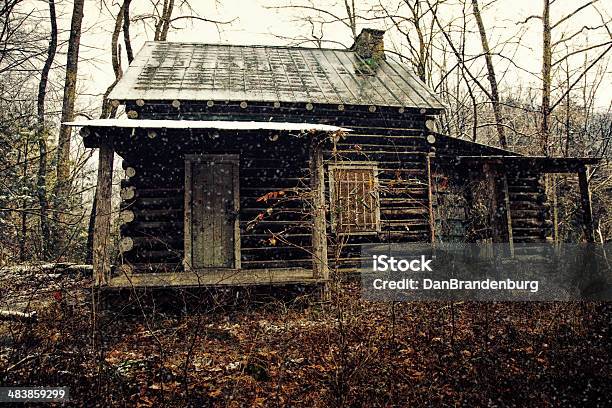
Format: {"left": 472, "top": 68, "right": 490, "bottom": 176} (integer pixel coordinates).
{"left": 329, "top": 163, "right": 380, "bottom": 233}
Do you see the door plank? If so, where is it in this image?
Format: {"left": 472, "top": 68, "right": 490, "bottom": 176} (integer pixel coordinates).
{"left": 188, "top": 156, "right": 238, "bottom": 269}
{"left": 201, "top": 163, "right": 214, "bottom": 267}
{"left": 217, "top": 163, "right": 234, "bottom": 267}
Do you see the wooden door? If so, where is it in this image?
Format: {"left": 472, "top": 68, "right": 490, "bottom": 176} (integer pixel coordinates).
{"left": 185, "top": 155, "right": 240, "bottom": 270}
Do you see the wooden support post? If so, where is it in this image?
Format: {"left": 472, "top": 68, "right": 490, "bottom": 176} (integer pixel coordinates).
{"left": 484, "top": 162, "right": 514, "bottom": 248}
{"left": 500, "top": 171, "right": 514, "bottom": 255}
{"left": 484, "top": 163, "right": 502, "bottom": 242}
{"left": 551, "top": 174, "right": 559, "bottom": 242}
{"left": 310, "top": 136, "right": 329, "bottom": 285}
{"left": 93, "top": 144, "right": 114, "bottom": 286}
{"left": 577, "top": 166, "right": 595, "bottom": 243}
{"left": 425, "top": 154, "right": 436, "bottom": 244}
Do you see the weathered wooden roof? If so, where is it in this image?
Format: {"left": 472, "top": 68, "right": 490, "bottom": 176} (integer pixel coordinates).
{"left": 109, "top": 42, "right": 445, "bottom": 111}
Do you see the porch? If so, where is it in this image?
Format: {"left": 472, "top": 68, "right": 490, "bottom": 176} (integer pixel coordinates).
{"left": 107, "top": 268, "right": 320, "bottom": 288}
{"left": 432, "top": 154, "right": 600, "bottom": 244}
{"left": 67, "top": 119, "right": 347, "bottom": 288}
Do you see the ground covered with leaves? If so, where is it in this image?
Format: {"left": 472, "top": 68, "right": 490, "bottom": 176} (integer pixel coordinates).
{"left": 1, "top": 274, "right": 611, "bottom": 407}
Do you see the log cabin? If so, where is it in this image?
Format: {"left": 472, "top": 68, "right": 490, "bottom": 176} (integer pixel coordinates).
{"left": 67, "top": 28, "right": 599, "bottom": 289}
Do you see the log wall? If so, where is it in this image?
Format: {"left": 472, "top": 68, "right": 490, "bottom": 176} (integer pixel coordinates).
{"left": 111, "top": 102, "right": 435, "bottom": 273}
{"left": 507, "top": 171, "right": 552, "bottom": 242}
{"left": 116, "top": 129, "right": 313, "bottom": 273}
{"left": 110, "top": 101, "right": 549, "bottom": 275}
{"left": 433, "top": 164, "right": 551, "bottom": 244}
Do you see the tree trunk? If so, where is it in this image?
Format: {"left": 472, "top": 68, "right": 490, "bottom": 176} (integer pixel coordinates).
{"left": 93, "top": 144, "right": 115, "bottom": 286}
{"left": 541, "top": 0, "right": 555, "bottom": 240}
{"left": 111, "top": 5, "right": 124, "bottom": 80}
{"left": 343, "top": 0, "right": 357, "bottom": 40}
{"left": 86, "top": 189, "right": 96, "bottom": 264}
{"left": 471, "top": 0, "right": 507, "bottom": 149}
{"left": 88, "top": 1, "right": 127, "bottom": 261}
{"left": 541, "top": 0, "right": 552, "bottom": 155}
{"left": 123, "top": 0, "right": 134, "bottom": 63}
{"left": 155, "top": 0, "right": 175, "bottom": 41}
{"left": 407, "top": 1, "right": 428, "bottom": 82}
{"left": 100, "top": 1, "right": 126, "bottom": 119}
{"left": 53, "top": 0, "right": 85, "bottom": 250}
{"left": 36, "top": 0, "right": 57, "bottom": 260}
{"left": 18, "top": 143, "right": 28, "bottom": 261}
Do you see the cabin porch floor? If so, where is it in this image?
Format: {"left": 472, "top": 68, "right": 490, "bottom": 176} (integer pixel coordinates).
{"left": 107, "top": 267, "right": 322, "bottom": 288}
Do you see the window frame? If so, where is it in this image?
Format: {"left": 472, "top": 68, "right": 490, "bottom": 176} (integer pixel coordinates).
{"left": 328, "top": 162, "right": 381, "bottom": 235}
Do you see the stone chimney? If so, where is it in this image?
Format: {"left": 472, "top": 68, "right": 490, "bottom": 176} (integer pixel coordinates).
{"left": 352, "top": 28, "right": 386, "bottom": 63}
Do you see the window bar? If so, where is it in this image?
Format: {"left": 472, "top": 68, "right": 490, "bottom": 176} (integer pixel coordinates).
{"left": 355, "top": 170, "right": 360, "bottom": 231}
{"left": 366, "top": 170, "right": 373, "bottom": 229}
{"left": 361, "top": 170, "right": 367, "bottom": 229}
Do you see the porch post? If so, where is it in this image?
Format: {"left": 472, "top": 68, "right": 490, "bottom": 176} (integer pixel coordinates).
{"left": 310, "top": 135, "right": 329, "bottom": 282}
{"left": 577, "top": 166, "right": 595, "bottom": 243}
{"left": 425, "top": 154, "right": 436, "bottom": 244}
{"left": 500, "top": 171, "right": 514, "bottom": 251}
{"left": 93, "top": 142, "right": 114, "bottom": 286}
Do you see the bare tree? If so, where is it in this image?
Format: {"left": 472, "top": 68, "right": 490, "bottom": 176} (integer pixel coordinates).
{"left": 541, "top": 0, "right": 552, "bottom": 155}
{"left": 100, "top": 0, "right": 127, "bottom": 119}
{"left": 266, "top": 0, "right": 362, "bottom": 47}
{"left": 154, "top": 0, "right": 174, "bottom": 40}
{"left": 0, "top": 0, "right": 53, "bottom": 76}
{"left": 53, "top": 0, "right": 85, "bottom": 252}
{"left": 35, "top": 0, "right": 57, "bottom": 259}
{"left": 374, "top": 0, "right": 439, "bottom": 83}
{"left": 87, "top": 0, "right": 130, "bottom": 264}
{"left": 471, "top": 0, "right": 506, "bottom": 148}
{"left": 425, "top": 0, "right": 496, "bottom": 129}
{"left": 131, "top": 0, "right": 235, "bottom": 42}
{"left": 123, "top": 0, "right": 134, "bottom": 64}
{"left": 518, "top": 0, "right": 612, "bottom": 154}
